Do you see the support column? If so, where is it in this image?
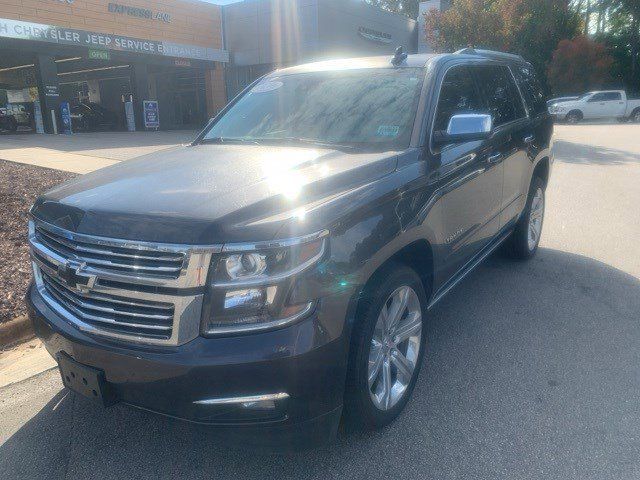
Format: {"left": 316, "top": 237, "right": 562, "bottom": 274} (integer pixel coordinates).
{"left": 205, "top": 64, "right": 227, "bottom": 119}
{"left": 34, "top": 55, "right": 60, "bottom": 134}
{"left": 131, "top": 63, "right": 150, "bottom": 130}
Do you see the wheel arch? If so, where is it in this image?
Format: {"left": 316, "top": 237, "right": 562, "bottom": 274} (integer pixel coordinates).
{"left": 532, "top": 156, "right": 550, "bottom": 189}
{"left": 355, "top": 239, "right": 434, "bottom": 320}
{"left": 566, "top": 109, "right": 583, "bottom": 120}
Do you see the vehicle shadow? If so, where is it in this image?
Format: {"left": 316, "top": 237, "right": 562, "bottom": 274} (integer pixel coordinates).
{"left": 2, "top": 248, "right": 640, "bottom": 479}
{"left": 552, "top": 139, "right": 640, "bottom": 165}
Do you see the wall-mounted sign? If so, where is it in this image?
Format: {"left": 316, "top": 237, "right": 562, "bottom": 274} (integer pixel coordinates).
{"left": 44, "top": 85, "right": 59, "bottom": 97}
{"left": 108, "top": 3, "right": 170, "bottom": 23}
{"left": 174, "top": 58, "right": 191, "bottom": 67}
{"left": 0, "top": 17, "right": 229, "bottom": 62}
{"left": 357, "top": 26, "right": 392, "bottom": 44}
{"left": 88, "top": 48, "right": 110, "bottom": 60}
{"left": 143, "top": 100, "right": 159, "bottom": 129}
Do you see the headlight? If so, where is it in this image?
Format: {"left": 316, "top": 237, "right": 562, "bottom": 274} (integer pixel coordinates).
{"left": 201, "top": 230, "right": 328, "bottom": 335}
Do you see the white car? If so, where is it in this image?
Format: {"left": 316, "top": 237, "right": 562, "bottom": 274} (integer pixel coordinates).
{"left": 548, "top": 90, "right": 640, "bottom": 123}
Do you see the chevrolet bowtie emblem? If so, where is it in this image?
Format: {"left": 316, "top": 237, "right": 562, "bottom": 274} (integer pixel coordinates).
{"left": 57, "top": 261, "right": 97, "bottom": 292}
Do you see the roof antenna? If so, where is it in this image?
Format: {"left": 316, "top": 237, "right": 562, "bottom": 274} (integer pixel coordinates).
{"left": 391, "top": 46, "right": 408, "bottom": 66}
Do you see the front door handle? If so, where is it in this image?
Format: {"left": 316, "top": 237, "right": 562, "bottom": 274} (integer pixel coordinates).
{"left": 523, "top": 135, "right": 535, "bottom": 144}
{"left": 487, "top": 153, "right": 503, "bottom": 165}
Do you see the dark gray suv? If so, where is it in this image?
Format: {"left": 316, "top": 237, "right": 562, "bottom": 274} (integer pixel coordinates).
{"left": 27, "top": 48, "right": 553, "bottom": 448}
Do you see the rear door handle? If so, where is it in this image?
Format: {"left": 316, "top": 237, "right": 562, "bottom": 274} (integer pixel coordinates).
{"left": 487, "top": 153, "right": 503, "bottom": 165}
{"left": 523, "top": 135, "right": 535, "bottom": 144}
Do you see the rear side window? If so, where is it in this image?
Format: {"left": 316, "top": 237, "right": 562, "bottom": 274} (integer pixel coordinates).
{"left": 473, "top": 65, "right": 526, "bottom": 127}
{"left": 588, "top": 92, "right": 621, "bottom": 102}
{"left": 598, "top": 92, "right": 622, "bottom": 101}
{"left": 514, "top": 65, "right": 547, "bottom": 115}
{"left": 433, "top": 66, "right": 485, "bottom": 132}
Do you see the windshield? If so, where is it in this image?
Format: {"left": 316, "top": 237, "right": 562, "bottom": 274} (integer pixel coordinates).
{"left": 201, "top": 68, "right": 425, "bottom": 151}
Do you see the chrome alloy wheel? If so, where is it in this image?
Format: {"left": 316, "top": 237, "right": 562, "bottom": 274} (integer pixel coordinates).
{"left": 368, "top": 285, "right": 422, "bottom": 411}
{"left": 528, "top": 187, "right": 544, "bottom": 251}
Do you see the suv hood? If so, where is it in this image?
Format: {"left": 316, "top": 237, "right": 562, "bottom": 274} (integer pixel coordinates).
{"left": 32, "top": 144, "right": 399, "bottom": 244}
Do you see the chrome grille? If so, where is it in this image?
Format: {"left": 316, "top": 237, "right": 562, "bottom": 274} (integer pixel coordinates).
{"left": 41, "top": 271, "right": 174, "bottom": 339}
{"left": 29, "top": 218, "right": 221, "bottom": 346}
{"left": 34, "top": 224, "right": 186, "bottom": 278}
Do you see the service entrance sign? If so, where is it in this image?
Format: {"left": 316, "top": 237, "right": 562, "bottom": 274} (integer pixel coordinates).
{"left": 143, "top": 100, "right": 159, "bottom": 129}
{"left": 0, "top": 17, "right": 229, "bottom": 62}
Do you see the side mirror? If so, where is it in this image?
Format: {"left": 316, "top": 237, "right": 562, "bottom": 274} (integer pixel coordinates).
{"left": 434, "top": 114, "right": 493, "bottom": 145}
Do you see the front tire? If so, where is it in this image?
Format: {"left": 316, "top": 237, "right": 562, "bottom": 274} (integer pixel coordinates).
{"left": 565, "top": 110, "right": 582, "bottom": 124}
{"left": 503, "top": 176, "right": 545, "bottom": 259}
{"left": 344, "top": 265, "right": 428, "bottom": 430}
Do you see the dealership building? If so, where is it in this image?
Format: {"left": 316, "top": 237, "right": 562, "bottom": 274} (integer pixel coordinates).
{"left": 0, "top": 0, "right": 228, "bottom": 133}
{"left": 223, "top": 0, "right": 418, "bottom": 98}
{"left": 0, "top": 0, "right": 420, "bottom": 134}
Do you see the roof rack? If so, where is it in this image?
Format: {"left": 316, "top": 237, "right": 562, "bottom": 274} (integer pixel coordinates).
{"left": 454, "top": 47, "right": 525, "bottom": 63}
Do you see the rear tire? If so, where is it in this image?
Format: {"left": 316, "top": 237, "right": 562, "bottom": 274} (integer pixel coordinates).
{"left": 502, "top": 175, "right": 545, "bottom": 260}
{"left": 631, "top": 109, "right": 640, "bottom": 124}
{"left": 343, "top": 264, "right": 428, "bottom": 430}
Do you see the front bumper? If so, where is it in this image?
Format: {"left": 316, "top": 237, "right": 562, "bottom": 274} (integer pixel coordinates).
{"left": 27, "top": 283, "right": 351, "bottom": 448}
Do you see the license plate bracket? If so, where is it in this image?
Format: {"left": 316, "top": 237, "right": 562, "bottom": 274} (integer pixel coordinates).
{"left": 57, "top": 353, "right": 115, "bottom": 406}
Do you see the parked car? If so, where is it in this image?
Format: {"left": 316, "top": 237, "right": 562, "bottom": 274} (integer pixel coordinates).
{"left": 70, "top": 102, "right": 119, "bottom": 131}
{"left": 548, "top": 90, "right": 640, "bottom": 123}
{"left": 27, "top": 48, "right": 553, "bottom": 448}
{"left": 0, "top": 107, "right": 18, "bottom": 132}
{"left": 5, "top": 103, "right": 32, "bottom": 127}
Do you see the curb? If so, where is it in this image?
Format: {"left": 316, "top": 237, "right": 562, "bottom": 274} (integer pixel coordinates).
{"left": 0, "top": 315, "right": 35, "bottom": 349}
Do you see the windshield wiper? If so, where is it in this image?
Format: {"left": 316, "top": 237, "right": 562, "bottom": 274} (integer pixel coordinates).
{"left": 269, "top": 137, "right": 358, "bottom": 151}
{"left": 199, "top": 137, "right": 262, "bottom": 145}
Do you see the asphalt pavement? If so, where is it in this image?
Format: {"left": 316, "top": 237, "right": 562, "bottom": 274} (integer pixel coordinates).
{"left": 1, "top": 124, "right": 640, "bottom": 479}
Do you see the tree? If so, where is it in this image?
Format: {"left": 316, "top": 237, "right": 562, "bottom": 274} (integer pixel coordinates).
{"left": 571, "top": 0, "right": 640, "bottom": 91}
{"left": 619, "top": 0, "right": 639, "bottom": 82}
{"left": 547, "top": 35, "right": 614, "bottom": 93}
{"left": 500, "top": 0, "right": 580, "bottom": 85}
{"left": 424, "top": 0, "right": 505, "bottom": 53}
{"left": 424, "top": 0, "right": 580, "bottom": 90}
{"left": 365, "top": 0, "right": 420, "bottom": 19}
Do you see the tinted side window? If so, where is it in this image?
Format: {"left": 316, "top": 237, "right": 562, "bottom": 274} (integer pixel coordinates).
{"left": 514, "top": 65, "right": 547, "bottom": 115}
{"left": 474, "top": 65, "right": 526, "bottom": 127}
{"left": 433, "top": 66, "right": 484, "bottom": 132}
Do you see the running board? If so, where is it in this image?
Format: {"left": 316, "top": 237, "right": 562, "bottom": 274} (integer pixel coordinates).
{"left": 428, "top": 230, "right": 512, "bottom": 310}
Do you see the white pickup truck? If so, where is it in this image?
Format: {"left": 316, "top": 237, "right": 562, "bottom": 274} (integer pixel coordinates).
{"left": 548, "top": 90, "right": 640, "bottom": 123}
